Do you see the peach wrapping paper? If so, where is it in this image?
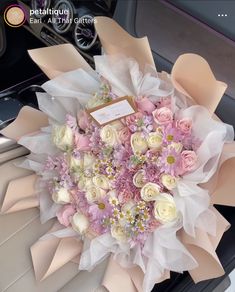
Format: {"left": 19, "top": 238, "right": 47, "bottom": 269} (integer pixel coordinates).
{"left": 0, "top": 106, "right": 48, "bottom": 141}
{"left": 31, "top": 222, "right": 82, "bottom": 281}
{"left": 1, "top": 16, "right": 235, "bottom": 291}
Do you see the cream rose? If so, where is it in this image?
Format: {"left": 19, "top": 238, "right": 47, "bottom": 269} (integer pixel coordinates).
{"left": 131, "top": 132, "right": 148, "bottom": 154}
{"left": 85, "top": 185, "right": 106, "bottom": 203}
{"left": 92, "top": 174, "right": 110, "bottom": 190}
{"left": 77, "top": 176, "right": 93, "bottom": 191}
{"left": 140, "top": 182, "right": 160, "bottom": 201}
{"left": 133, "top": 170, "right": 146, "bottom": 188}
{"left": 111, "top": 225, "right": 128, "bottom": 242}
{"left": 83, "top": 153, "right": 96, "bottom": 170}
{"left": 111, "top": 120, "right": 124, "bottom": 131}
{"left": 71, "top": 212, "right": 89, "bottom": 234}
{"left": 147, "top": 132, "right": 163, "bottom": 149}
{"left": 154, "top": 193, "right": 178, "bottom": 223}
{"left": 161, "top": 174, "right": 177, "bottom": 190}
{"left": 100, "top": 125, "right": 119, "bottom": 147}
{"left": 52, "top": 125, "right": 73, "bottom": 151}
{"left": 69, "top": 155, "right": 83, "bottom": 171}
{"left": 52, "top": 188, "right": 71, "bottom": 204}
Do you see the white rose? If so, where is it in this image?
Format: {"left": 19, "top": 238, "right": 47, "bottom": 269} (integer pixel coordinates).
{"left": 52, "top": 125, "right": 73, "bottom": 151}
{"left": 168, "top": 142, "right": 183, "bottom": 153}
{"left": 140, "top": 182, "right": 160, "bottom": 201}
{"left": 100, "top": 125, "right": 119, "bottom": 147}
{"left": 69, "top": 155, "right": 83, "bottom": 171}
{"left": 161, "top": 174, "right": 177, "bottom": 190}
{"left": 154, "top": 193, "right": 178, "bottom": 224}
{"left": 83, "top": 153, "right": 96, "bottom": 170}
{"left": 92, "top": 174, "right": 110, "bottom": 190}
{"left": 71, "top": 212, "right": 89, "bottom": 234}
{"left": 77, "top": 176, "right": 93, "bottom": 191}
{"left": 111, "top": 225, "right": 128, "bottom": 242}
{"left": 133, "top": 170, "right": 146, "bottom": 188}
{"left": 85, "top": 185, "right": 106, "bottom": 203}
{"left": 111, "top": 120, "right": 124, "bottom": 131}
{"left": 131, "top": 132, "right": 148, "bottom": 154}
{"left": 147, "top": 132, "right": 163, "bottom": 149}
{"left": 52, "top": 188, "right": 71, "bottom": 204}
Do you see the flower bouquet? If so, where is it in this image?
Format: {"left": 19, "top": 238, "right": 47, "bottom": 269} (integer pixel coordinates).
{"left": 1, "top": 17, "right": 235, "bottom": 292}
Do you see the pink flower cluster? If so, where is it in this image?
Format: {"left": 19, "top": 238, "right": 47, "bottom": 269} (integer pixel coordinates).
{"left": 46, "top": 94, "right": 200, "bottom": 246}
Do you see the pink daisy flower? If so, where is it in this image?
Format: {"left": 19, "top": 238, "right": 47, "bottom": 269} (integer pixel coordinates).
{"left": 89, "top": 197, "right": 113, "bottom": 222}
{"left": 163, "top": 124, "right": 182, "bottom": 144}
{"left": 159, "top": 147, "right": 181, "bottom": 176}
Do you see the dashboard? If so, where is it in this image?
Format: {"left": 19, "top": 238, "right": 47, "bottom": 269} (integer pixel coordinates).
{"left": 19, "top": 0, "right": 117, "bottom": 65}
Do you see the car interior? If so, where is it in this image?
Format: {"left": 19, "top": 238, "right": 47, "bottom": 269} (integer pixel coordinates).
{"left": 0, "top": 0, "right": 234, "bottom": 291}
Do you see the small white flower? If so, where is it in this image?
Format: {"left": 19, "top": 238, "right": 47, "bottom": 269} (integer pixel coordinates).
{"left": 109, "top": 196, "right": 119, "bottom": 206}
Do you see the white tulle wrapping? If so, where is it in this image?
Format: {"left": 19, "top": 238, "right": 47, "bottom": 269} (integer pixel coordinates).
{"left": 42, "top": 69, "right": 100, "bottom": 102}
{"left": 40, "top": 227, "right": 78, "bottom": 241}
{"left": 18, "top": 130, "right": 57, "bottom": 155}
{"left": 79, "top": 234, "right": 118, "bottom": 271}
{"left": 79, "top": 219, "right": 198, "bottom": 292}
{"left": 95, "top": 55, "right": 173, "bottom": 100}
{"left": 17, "top": 55, "right": 234, "bottom": 292}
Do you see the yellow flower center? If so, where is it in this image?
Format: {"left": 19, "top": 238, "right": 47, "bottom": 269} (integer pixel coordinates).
{"left": 167, "top": 134, "right": 174, "bottom": 141}
{"left": 98, "top": 203, "right": 106, "bottom": 210}
{"left": 167, "top": 155, "right": 175, "bottom": 164}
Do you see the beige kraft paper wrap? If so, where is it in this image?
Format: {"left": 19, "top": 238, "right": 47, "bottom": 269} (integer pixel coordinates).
{"left": 1, "top": 16, "right": 235, "bottom": 291}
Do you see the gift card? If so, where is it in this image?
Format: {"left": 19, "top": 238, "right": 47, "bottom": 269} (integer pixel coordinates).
{"left": 87, "top": 96, "right": 137, "bottom": 125}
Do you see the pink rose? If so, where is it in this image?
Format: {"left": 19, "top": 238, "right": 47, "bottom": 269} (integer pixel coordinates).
{"left": 152, "top": 107, "right": 173, "bottom": 125}
{"left": 136, "top": 97, "right": 155, "bottom": 114}
{"left": 74, "top": 132, "right": 91, "bottom": 151}
{"left": 77, "top": 111, "right": 90, "bottom": 131}
{"left": 124, "top": 112, "right": 143, "bottom": 126}
{"left": 181, "top": 150, "right": 197, "bottom": 173}
{"left": 176, "top": 118, "right": 192, "bottom": 134}
{"left": 57, "top": 205, "right": 76, "bottom": 227}
{"left": 118, "top": 127, "right": 131, "bottom": 143}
